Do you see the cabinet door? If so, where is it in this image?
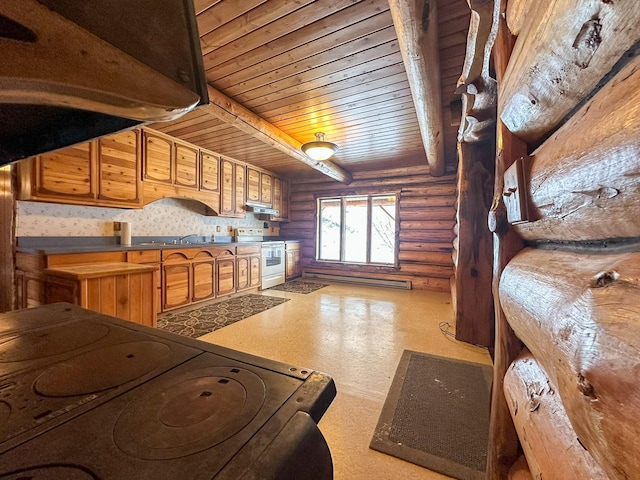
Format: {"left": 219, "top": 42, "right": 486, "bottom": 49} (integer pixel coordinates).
{"left": 249, "top": 255, "right": 261, "bottom": 288}
{"left": 285, "top": 250, "right": 295, "bottom": 279}
{"left": 247, "top": 167, "right": 261, "bottom": 203}
{"left": 219, "top": 157, "right": 235, "bottom": 216}
{"left": 234, "top": 162, "right": 246, "bottom": 216}
{"left": 97, "top": 130, "right": 142, "bottom": 206}
{"left": 192, "top": 260, "right": 216, "bottom": 302}
{"left": 236, "top": 255, "right": 250, "bottom": 291}
{"left": 200, "top": 151, "right": 219, "bottom": 192}
{"left": 34, "top": 142, "right": 96, "bottom": 201}
{"left": 261, "top": 172, "right": 272, "bottom": 205}
{"left": 174, "top": 142, "right": 199, "bottom": 189}
{"left": 143, "top": 130, "right": 173, "bottom": 184}
{"left": 216, "top": 256, "right": 236, "bottom": 297}
{"left": 162, "top": 263, "right": 191, "bottom": 310}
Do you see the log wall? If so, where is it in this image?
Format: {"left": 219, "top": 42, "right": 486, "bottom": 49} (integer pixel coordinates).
{"left": 487, "top": 2, "right": 640, "bottom": 479}
{"left": 280, "top": 167, "right": 456, "bottom": 292}
{"left": 503, "top": 349, "right": 609, "bottom": 480}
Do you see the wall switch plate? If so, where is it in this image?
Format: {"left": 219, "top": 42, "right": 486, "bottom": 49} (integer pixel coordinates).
{"left": 503, "top": 157, "right": 529, "bottom": 224}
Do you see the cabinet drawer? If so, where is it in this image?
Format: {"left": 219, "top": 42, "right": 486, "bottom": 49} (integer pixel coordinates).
{"left": 127, "top": 250, "right": 161, "bottom": 263}
{"left": 237, "top": 245, "right": 260, "bottom": 255}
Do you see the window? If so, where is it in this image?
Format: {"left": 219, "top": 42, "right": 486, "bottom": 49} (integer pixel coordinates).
{"left": 316, "top": 194, "right": 397, "bottom": 265}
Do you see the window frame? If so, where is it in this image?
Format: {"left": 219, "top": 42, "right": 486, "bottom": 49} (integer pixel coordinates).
{"left": 315, "top": 193, "right": 399, "bottom": 267}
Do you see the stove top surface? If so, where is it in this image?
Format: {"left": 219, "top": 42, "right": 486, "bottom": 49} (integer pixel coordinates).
{"left": 0, "top": 303, "right": 335, "bottom": 479}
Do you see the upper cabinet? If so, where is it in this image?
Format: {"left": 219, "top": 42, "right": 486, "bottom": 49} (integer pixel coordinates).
{"left": 142, "top": 129, "right": 198, "bottom": 191}
{"left": 200, "top": 151, "right": 220, "bottom": 193}
{"left": 270, "top": 175, "right": 289, "bottom": 222}
{"left": 97, "top": 130, "right": 143, "bottom": 205}
{"left": 142, "top": 130, "right": 173, "bottom": 184}
{"left": 174, "top": 142, "right": 199, "bottom": 190}
{"left": 246, "top": 166, "right": 272, "bottom": 206}
{"left": 219, "top": 157, "right": 246, "bottom": 218}
{"left": 19, "top": 129, "right": 143, "bottom": 208}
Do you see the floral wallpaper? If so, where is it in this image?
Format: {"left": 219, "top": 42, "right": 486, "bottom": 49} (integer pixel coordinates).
{"left": 16, "top": 198, "right": 279, "bottom": 238}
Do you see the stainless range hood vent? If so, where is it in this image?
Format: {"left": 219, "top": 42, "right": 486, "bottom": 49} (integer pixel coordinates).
{"left": 245, "top": 203, "right": 279, "bottom": 216}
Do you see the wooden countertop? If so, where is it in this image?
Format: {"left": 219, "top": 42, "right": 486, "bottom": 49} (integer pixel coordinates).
{"left": 44, "top": 262, "right": 158, "bottom": 280}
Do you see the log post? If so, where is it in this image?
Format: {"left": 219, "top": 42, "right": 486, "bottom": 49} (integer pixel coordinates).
{"left": 486, "top": 1, "right": 526, "bottom": 478}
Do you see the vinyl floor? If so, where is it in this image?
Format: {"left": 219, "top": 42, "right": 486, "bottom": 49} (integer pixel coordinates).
{"left": 197, "top": 283, "right": 492, "bottom": 480}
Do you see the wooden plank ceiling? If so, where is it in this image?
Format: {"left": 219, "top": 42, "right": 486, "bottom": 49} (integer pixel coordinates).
{"left": 151, "top": 0, "right": 470, "bottom": 181}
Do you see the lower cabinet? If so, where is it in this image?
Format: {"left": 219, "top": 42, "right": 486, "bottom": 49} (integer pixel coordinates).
{"left": 44, "top": 262, "right": 158, "bottom": 327}
{"left": 162, "top": 247, "right": 229, "bottom": 311}
{"left": 215, "top": 255, "right": 236, "bottom": 297}
{"left": 236, "top": 245, "right": 261, "bottom": 292}
{"left": 285, "top": 241, "right": 302, "bottom": 280}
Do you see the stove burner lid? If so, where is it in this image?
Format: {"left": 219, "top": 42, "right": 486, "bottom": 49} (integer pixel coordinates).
{"left": 0, "top": 465, "right": 97, "bottom": 479}
{"left": 0, "top": 322, "right": 109, "bottom": 364}
{"left": 34, "top": 341, "right": 171, "bottom": 397}
{"left": 114, "top": 366, "right": 266, "bottom": 459}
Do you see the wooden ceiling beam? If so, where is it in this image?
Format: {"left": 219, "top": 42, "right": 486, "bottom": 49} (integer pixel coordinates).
{"left": 203, "top": 85, "right": 353, "bottom": 184}
{"left": 388, "top": 0, "right": 446, "bottom": 176}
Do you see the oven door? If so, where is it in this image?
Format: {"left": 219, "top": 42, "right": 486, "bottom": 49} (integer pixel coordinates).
{"left": 261, "top": 242, "right": 285, "bottom": 289}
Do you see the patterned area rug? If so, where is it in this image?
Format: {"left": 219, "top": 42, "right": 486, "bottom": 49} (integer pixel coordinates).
{"left": 157, "top": 294, "right": 290, "bottom": 338}
{"left": 268, "top": 280, "right": 328, "bottom": 294}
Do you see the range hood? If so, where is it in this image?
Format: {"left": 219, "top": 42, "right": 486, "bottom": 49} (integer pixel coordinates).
{"left": 245, "top": 203, "right": 280, "bottom": 216}
{"left": 0, "top": 0, "right": 209, "bottom": 166}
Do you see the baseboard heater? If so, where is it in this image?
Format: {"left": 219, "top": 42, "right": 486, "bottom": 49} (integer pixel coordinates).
{"left": 302, "top": 272, "right": 412, "bottom": 290}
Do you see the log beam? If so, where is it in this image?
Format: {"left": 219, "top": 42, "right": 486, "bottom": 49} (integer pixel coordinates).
{"left": 500, "top": 248, "right": 640, "bottom": 480}
{"left": 388, "top": 0, "right": 445, "bottom": 177}
{"left": 202, "top": 85, "right": 353, "bottom": 184}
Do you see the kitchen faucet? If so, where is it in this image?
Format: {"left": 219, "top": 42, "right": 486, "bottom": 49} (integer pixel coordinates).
{"left": 179, "top": 233, "right": 200, "bottom": 244}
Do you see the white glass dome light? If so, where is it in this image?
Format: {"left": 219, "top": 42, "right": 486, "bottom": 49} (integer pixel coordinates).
{"left": 301, "top": 132, "right": 339, "bottom": 161}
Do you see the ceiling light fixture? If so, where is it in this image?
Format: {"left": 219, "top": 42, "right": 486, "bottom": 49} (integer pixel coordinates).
{"left": 301, "top": 132, "right": 338, "bottom": 161}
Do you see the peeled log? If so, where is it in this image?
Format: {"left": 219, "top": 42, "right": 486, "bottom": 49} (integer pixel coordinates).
{"left": 513, "top": 53, "right": 640, "bottom": 242}
{"left": 499, "top": 0, "right": 640, "bottom": 144}
{"left": 500, "top": 248, "right": 640, "bottom": 480}
{"left": 504, "top": 350, "right": 609, "bottom": 480}
{"left": 507, "top": 456, "right": 532, "bottom": 480}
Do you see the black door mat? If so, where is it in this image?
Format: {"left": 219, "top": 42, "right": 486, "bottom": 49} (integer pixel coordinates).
{"left": 370, "top": 350, "right": 492, "bottom": 480}
{"left": 268, "top": 281, "right": 328, "bottom": 294}
{"left": 157, "top": 294, "right": 290, "bottom": 338}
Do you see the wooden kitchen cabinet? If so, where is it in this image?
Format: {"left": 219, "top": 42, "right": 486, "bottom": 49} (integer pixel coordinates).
{"left": 200, "top": 151, "right": 220, "bottom": 193}
{"left": 215, "top": 255, "right": 236, "bottom": 297}
{"left": 236, "top": 245, "right": 261, "bottom": 292}
{"left": 174, "top": 141, "right": 199, "bottom": 190}
{"left": 247, "top": 166, "right": 272, "bottom": 206}
{"left": 127, "top": 249, "right": 161, "bottom": 314}
{"left": 161, "top": 246, "right": 240, "bottom": 311}
{"left": 220, "top": 157, "right": 246, "bottom": 217}
{"left": 142, "top": 129, "right": 173, "bottom": 184}
{"left": 19, "top": 129, "right": 142, "bottom": 208}
{"left": 44, "top": 262, "right": 158, "bottom": 327}
{"left": 285, "top": 241, "right": 301, "bottom": 280}
{"left": 271, "top": 176, "right": 290, "bottom": 222}
{"left": 143, "top": 130, "right": 199, "bottom": 192}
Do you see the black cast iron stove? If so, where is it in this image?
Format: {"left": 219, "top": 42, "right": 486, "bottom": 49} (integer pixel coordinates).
{"left": 0, "top": 303, "right": 335, "bottom": 479}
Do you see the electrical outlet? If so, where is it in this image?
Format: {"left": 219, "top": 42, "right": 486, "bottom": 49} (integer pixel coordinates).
{"left": 216, "top": 225, "right": 221, "bottom": 233}
{"left": 113, "top": 221, "right": 121, "bottom": 231}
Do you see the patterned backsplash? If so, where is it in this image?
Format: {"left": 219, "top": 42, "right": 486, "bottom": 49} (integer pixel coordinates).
{"left": 16, "top": 198, "right": 279, "bottom": 237}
